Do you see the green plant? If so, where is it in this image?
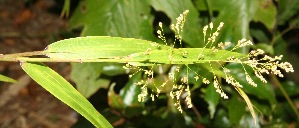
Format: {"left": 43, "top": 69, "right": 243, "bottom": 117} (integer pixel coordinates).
{"left": 2, "top": 0, "right": 299, "bottom": 127}
{"left": 0, "top": 9, "right": 295, "bottom": 127}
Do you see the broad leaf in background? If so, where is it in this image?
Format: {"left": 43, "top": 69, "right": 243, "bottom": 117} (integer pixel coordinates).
{"left": 108, "top": 72, "right": 144, "bottom": 118}
{"left": 212, "top": 108, "right": 230, "bottom": 127}
{"left": 228, "top": 95, "right": 246, "bottom": 125}
{"left": 69, "top": 0, "right": 155, "bottom": 40}
{"left": 199, "top": 0, "right": 276, "bottom": 53}
{"left": 151, "top": 0, "right": 276, "bottom": 50}
{"left": 69, "top": 0, "right": 156, "bottom": 96}
{"left": 21, "top": 62, "right": 112, "bottom": 128}
{"left": 108, "top": 72, "right": 142, "bottom": 109}
{"left": 119, "top": 72, "right": 142, "bottom": 107}
{"left": 108, "top": 83, "right": 125, "bottom": 110}
{"left": 0, "top": 74, "right": 17, "bottom": 83}
{"left": 204, "top": 83, "right": 220, "bottom": 119}
{"left": 71, "top": 63, "right": 110, "bottom": 98}
{"left": 150, "top": 0, "right": 202, "bottom": 48}
{"left": 277, "top": 0, "right": 299, "bottom": 25}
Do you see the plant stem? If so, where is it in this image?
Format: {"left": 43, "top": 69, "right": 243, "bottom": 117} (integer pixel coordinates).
{"left": 1, "top": 51, "right": 44, "bottom": 58}
{"left": 270, "top": 74, "right": 299, "bottom": 121}
{"left": 0, "top": 57, "right": 141, "bottom": 63}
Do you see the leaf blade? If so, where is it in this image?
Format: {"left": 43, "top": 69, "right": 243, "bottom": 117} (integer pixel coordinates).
{"left": 44, "top": 36, "right": 169, "bottom": 59}
{"left": 21, "top": 62, "right": 112, "bottom": 128}
{"left": 0, "top": 74, "right": 17, "bottom": 83}
{"left": 234, "top": 86, "right": 257, "bottom": 125}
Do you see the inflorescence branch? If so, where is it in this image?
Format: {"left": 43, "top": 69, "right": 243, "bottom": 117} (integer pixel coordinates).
{"left": 124, "top": 10, "right": 294, "bottom": 113}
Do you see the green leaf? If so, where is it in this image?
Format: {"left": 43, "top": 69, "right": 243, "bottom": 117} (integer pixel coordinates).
{"left": 250, "top": 27, "right": 271, "bottom": 44}
{"left": 251, "top": 0, "right": 276, "bottom": 30}
{"left": 273, "top": 34, "right": 287, "bottom": 56}
{"left": 69, "top": 0, "right": 156, "bottom": 108}
{"left": 228, "top": 95, "right": 246, "bottom": 125}
{"left": 0, "top": 74, "right": 17, "bottom": 83}
{"left": 44, "top": 36, "right": 169, "bottom": 60}
{"left": 212, "top": 108, "right": 230, "bottom": 127}
{"left": 234, "top": 86, "right": 257, "bottom": 125}
{"left": 254, "top": 43, "right": 274, "bottom": 55}
{"left": 150, "top": 0, "right": 202, "bottom": 47}
{"left": 43, "top": 36, "right": 246, "bottom": 65}
{"left": 71, "top": 63, "right": 111, "bottom": 98}
{"left": 275, "top": 80, "right": 299, "bottom": 97}
{"left": 60, "top": 0, "right": 70, "bottom": 17}
{"left": 204, "top": 83, "right": 220, "bottom": 119}
{"left": 69, "top": 0, "right": 155, "bottom": 40}
{"left": 21, "top": 62, "right": 112, "bottom": 128}
{"left": 251, "top": 100, "right": 272, "bottom": 116}
{"left": 120, "top": 72, "right": 142, "bottom": 106}
{"left": 277, "top": 0, "right": 299, "bottom": 25}
{"left": 199, "top": 63, "right": 225, "bottom": 78}
{"left": 129, "top": 48, "right": 246, "bottom": 65}
{"left": 71, "top": 63, "right": 126, "bottom": 98}
{"left": 101, "top": 63, "right": 127, "bottom": 76}
{"left": 239, "top": 114, "right": 261, "bottom": 128}
{"left": 181, "top": 65, "right": 213, "bottom": 91}
{"left": 108, "top": 72, "right": 142, "bottom": 109}
{"left": 107, "top": 73, "right": 144, "bottom": 118}
{"left": 108, "top": 83, "right": 125, "bottom": 110}
{"left": 212, "top": 0, "right": 276, "bottom": 52}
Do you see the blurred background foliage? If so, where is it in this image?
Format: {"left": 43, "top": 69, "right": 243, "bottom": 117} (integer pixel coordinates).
{"left": 64, "top": 0, "right": 299, "bottom": 127}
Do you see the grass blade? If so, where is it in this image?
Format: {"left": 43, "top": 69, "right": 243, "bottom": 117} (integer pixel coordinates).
{"left": 21, "top": 62, "right": 112, "bottom": 128}
{"left": 0, "top": 74, "right": 17, "bottom": 83}
{"left": 234, "top": 86, "right": 257, "bottom": 124}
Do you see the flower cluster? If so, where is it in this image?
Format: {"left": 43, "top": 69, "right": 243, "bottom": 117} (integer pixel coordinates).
{"left": 126, "top": 10, "right": 294, "bottom": 114}
{"left": 170, "top": 10, "right": 189, "bottom": 46}
{"left": 245, "top": 50, "right": 294, "bottom": 80}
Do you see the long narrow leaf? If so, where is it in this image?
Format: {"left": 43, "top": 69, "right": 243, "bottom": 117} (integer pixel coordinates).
{"left": 44, "top": 36, "right": 169, "bottom": 59}
{"left": 234, "top": 86, "right": 257, "bottom": 124}
{"left": 42, "top": 36, "right": 246, "bottom": 65}
{"left": 0, "top": 74, "right": 17, "bottom": 83}
{"left": 21, "top": 62, "right": 112, "bottom": 128}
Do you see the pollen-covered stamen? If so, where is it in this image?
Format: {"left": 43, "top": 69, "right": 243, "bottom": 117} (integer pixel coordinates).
{"left": 245, "top": 52, "right": 294, "bottom": 80}
{"left": 254, "top": 70, "right": 267, "bottom": 83}
{"left": 136, "top": 80, "right": 148, "bottom": 102}
{"left": 170, "top": 10, "right": 189, "bottom": 47}
{"left": 185, "top": 85, "right": 192, "bottom": 108}
{"left": 217, "top": 22, "right": 224, "bottom": 31}
{"left": 202, "top": 78, "right": 210, "bottom": 84}
{"left": 279, "top": 62, "right": 294, "bottom": 73}
{"left": 203, "top": 25, "right": 208, "bottom": 44}
{"left": 248, "top": 49, "right": 265, "bottom": 57}
{"left": 217, "top": 42, "right": 231, "bottom": 50}
{"left": 144, "top": 69, "right": 154, "bottom": 78}
{"left": 213, "top": 76, "right": 229, "bottom": 99}
{"left": 200, "top": 22, "right": 225, "bottom": 59}
{"left": 157, "top": 22, "right": 167, "bottom": 45}
{"left": 218, "top": 42, "right": 224, "bottom": 49}
{"left": 231, "top": 39, "right": 253, "bottom": 51}
{"left": 130, "top": 10, "right": 295, "bottom": 116}
{"left": 245, "top": 73, "right": 257, "bottom": 87}
{"left": 169, "top": 84, "right": 185, "bottom": 113}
